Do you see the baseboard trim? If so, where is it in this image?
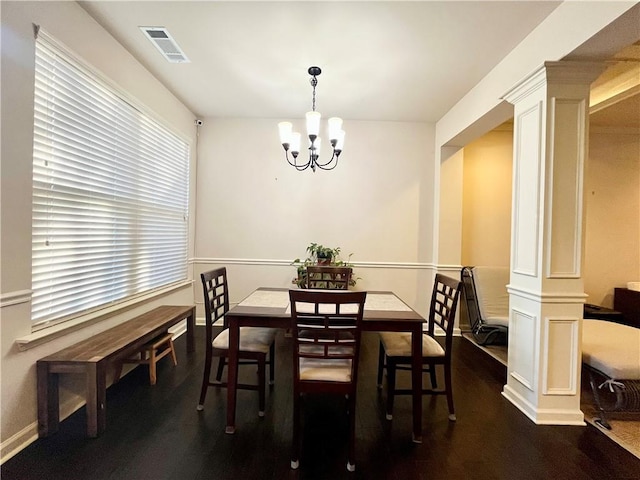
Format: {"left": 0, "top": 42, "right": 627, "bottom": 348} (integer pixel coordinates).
{"left": 0, "top": 396, "right": 86, "bottom": 465}
{"left": 0, "top": 423, "right": 38, "bottom": 465}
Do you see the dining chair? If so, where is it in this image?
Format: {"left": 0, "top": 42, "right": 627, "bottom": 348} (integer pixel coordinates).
{"left": 377, "top": 274, "right": 462, "bottom": 421}
{"left": 305, "top": 265, "right": 352, "bottom": 289}
{"left": 289, "top": 289, "right": 367, "bottom": 472}
{"left": 197, "top": 267, "right": 277, "bottom": 416}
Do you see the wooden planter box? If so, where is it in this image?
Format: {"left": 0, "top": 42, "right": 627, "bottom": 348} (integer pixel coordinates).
{"left": 296, "top": 266, "right": 352, "bottom": 289}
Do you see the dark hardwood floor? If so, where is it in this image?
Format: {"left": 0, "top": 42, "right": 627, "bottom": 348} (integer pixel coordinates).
{"left": 3, "top": 328, "right": 639, "bottom": 480}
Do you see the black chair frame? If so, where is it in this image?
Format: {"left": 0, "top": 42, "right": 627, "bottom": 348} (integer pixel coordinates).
{"left": 197, "top": 267, "right": 275, "bottom": 416}
{"left": 461, "top": 266, "right": 508, "bottom": 346}
{"left": 289, "top": 289, "right": 367, "bottom": 472}
{"left": 377, "top": 274, "right": 462, "bottom": 421}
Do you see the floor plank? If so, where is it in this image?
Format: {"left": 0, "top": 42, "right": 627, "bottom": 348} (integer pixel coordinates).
{"left": 2, "top": 329, "right": 639, "bottom": 479}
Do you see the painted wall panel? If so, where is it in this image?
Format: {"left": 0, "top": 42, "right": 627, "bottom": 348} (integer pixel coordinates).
{"left": 509, "top": 308, "right": 537, "bottom": 391}
{"left": 548, "top": 98, "right": 585, "bottom": 277}
{"left": 543, "top": 317, "right": 579, "bottom": 394}
{"left": 512, "top": 104, "right": 542, "bottom": 276}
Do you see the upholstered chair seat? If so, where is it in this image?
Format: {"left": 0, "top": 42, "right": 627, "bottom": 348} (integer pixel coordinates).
{"left": 212, "top": 327, "right": 278, "bottom": 354}
{"left": 378, "top": 332, "right": 445, "bottom": 358}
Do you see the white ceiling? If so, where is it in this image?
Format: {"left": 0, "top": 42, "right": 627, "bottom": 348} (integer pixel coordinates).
{"left": 79, "top": 1, "right": 562, "bottom": 123}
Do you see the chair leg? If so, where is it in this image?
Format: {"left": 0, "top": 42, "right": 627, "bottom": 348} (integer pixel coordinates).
{"left": 347, "top": 393, "right": 357, "bottom": 472}
{"left": 197, "top": 351, "right": 213, "bottom": 410}
{"left": 376, "top": 341, "right": 385, "bottom": 389}
{"left": 429, "top": 362, "right": 438, "bottom": 389}
{"left": 258, "top": 355, "right": 266, "bottom": 417}
{"left": 268, "top": 342, "right": 275, "bottom": 386}
{"left": 291, "top": 392, "right": 301, "bottom": 470}
{"left": 149, "top": 348, "right": 157, "bottom": 385}
{"left": 214, "top": 356, "right": 225, "bottom": 383}
{"left": 168, "top": 338, "right": 177, "bottom": 366}
{"left": 444, "top": 362, "right": 456, "bottom": 421}
{"left": 386, "top": 359, "right": 396, "bottom": 420}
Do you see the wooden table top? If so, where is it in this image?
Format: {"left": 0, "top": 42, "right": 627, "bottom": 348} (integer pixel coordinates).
{"left": 226, "top": 288, "right": 424, "bottom": 324}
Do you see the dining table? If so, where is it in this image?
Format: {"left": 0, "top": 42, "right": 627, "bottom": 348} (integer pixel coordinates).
{"left": 224, "top": 287, "right": 426, "bottom": 443}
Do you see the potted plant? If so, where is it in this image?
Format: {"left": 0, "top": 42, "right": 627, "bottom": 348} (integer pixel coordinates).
{"left": 308, "top": 243, "right": 340, "bottom": 265}
{"left": 291, "top": 243, "right": 358, "bottom": 288}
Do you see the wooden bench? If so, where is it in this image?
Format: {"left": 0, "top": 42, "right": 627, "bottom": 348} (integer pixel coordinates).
{"left": 37, "top": 305, "right": 196, "bottom": 438}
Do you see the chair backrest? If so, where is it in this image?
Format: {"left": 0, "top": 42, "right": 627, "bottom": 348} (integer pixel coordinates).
{"left": 200, "top": 267, "right": 230, "bottom": 347}
{"left": 472, "top": 266, "right": 509, "bottom": 326}
{"left": 428, "top": 274, "right": 462, "bottom": 352}
{"left": 305, "top": 266, "right": 352, "bottom": 290}
{"left": 289, "top": 289, "right": 367, "bottom": 386}
{"left": 460, "top": 266, "right": 481, "bottom": 332}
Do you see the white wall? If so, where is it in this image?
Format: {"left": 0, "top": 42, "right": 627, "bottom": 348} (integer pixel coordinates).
{"left": 193, "top": 118, "right": 436, "bottom": 316}
{"left": 0, "top": 1, "right": 196, "bottom": 460}
{"left": 438, "top": 148, "right": 464, "bottom": 266}
{"left": 584, "top": 130, "right": 640, "bottom": 306}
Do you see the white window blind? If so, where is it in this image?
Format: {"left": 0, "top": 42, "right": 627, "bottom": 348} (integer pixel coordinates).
{"left": 32, "top": 32, "right": 190, "bottom": 327}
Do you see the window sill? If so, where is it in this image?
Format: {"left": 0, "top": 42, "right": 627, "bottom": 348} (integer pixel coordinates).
{"left": 15, "top": 280, "right": 193, "bottom": 351}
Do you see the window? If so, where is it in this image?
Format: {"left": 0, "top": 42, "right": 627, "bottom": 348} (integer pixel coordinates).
{"left": 32, "top": 31, "right": 190, "bottom": 327}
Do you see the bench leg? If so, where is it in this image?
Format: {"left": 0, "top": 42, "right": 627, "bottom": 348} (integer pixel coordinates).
{"left": 86, "top": 362, "right": 107, "bottom": 437}
{"left": 37, "top": 361, "right": 59, "bottom": 437}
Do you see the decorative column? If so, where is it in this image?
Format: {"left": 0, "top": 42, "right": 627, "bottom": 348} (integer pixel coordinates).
{"left": 502, "top": 61, "right": 605, "bottom": 424}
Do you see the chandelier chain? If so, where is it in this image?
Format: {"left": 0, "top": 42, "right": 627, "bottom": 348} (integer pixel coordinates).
{"left": 310, "top": 76, "right": 317, "bottom": 112}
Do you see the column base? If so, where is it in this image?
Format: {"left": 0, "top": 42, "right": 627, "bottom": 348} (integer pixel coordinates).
{"left": 502, "top": 384, "right": 585, "bottom": 425}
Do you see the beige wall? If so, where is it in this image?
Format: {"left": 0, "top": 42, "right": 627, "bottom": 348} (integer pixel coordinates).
{"left": 461, "top": 129, "right": 514, "bottom": 267}
{"left": 458, "top": 125, "right": 640, "bottom": 307}
{"left": 0, "top": 1, "right": 196, "bottom": 460}
{"left": 584, "top": 130, "right": 640, "bottom": 307}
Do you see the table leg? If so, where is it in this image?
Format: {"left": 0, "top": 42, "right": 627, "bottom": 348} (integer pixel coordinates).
{"left": 37, "top": 361, "right": 59, "bottom": 437}
{"left": 411, "top": 326, "right": 423, "bottom": 443}
{"left": 225, "top": 320, "right": 240, "bottom": 434}
{"left": 86, "top": 362, "right": 107, "bottom": 438}
{"left": 186, "top": 306, "right": 196, "bottom": 353}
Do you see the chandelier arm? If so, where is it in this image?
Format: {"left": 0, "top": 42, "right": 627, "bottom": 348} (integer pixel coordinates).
{"left": 295, "top": 161, "right": 311, "bottom": 171}
{"left": 314, "top": 150, "right": 338, "bottom": 168}
{"left": 285, "top": 150, "right": 311, "bottom": 171}
{"left": 316, "top": 156, "right": 339, "bottom": 171}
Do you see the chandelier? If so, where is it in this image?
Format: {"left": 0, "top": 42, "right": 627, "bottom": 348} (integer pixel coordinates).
{"left": 278, "top": 66, "right": 345, "bottom": 172}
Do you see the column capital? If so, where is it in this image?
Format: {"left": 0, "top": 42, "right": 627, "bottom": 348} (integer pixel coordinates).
{"left": 503, "top": 61, "right": 606, "bottom": 105}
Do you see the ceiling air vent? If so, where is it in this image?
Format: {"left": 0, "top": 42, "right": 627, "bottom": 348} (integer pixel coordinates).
{"left": 140, "top": 27, "right": 190, "bottom": 64}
